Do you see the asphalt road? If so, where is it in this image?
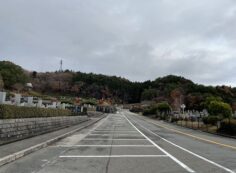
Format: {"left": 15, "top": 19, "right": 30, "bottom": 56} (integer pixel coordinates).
{"left": 0, "top": 110, "right": 235, "bottom": 173}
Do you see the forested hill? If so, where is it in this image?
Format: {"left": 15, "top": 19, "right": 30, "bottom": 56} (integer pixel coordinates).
{"left": 1, "top": 61, "right": 236, "bottom": 110}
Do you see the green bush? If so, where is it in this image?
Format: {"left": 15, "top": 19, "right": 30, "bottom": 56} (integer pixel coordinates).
{"left": 156, "top": 102, "right": 171, "bottom": 114}
{"left": 218, "top": 119, "right": 236, "bottom": 135}
{"left": 143, "top": 102, "right": 171, "bottom": 116}
{"left": 143, "top": 106, "right": 158, "bottom": 115}
{"left": 207, "top": 100, "right": 232, "bottom": 119}
{"left": 130, "top": 106, "right": 143, "bottom": 113}
{"left": 171, "top": 117, "right": 179, "bottom": 123}
{"left": 0, "top": 105, "right": 72, "bottom": 119}
{"left": 202, "top": 116, "right": 219, "bottom": 125}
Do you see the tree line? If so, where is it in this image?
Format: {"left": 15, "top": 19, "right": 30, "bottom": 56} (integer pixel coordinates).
{"left": 1, "top": 61, "right": 236, "bottom": 113}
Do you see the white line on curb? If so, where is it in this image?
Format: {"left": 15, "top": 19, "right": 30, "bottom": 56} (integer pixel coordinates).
{"left": 123, "top": 113, "right": 195, "bottom": 173}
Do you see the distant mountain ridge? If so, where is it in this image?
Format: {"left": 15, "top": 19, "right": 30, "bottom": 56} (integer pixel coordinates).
{"left": 1, "top": 60, "right": 236, "bottom": 111}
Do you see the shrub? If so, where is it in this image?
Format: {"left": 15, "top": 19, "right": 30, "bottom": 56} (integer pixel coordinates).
{"left": 218, "top": 119, "right": 236, "bottom": 135}
{"left": 207, "top": 101, "right": 232, "bottom": 119}
{"left": 202, "top": 116, "right": 219, "bottom": 125}
{"left": 130, "top": 106, "right": 143, "bottom": 113}
{"left": 143, "top": 106, "right": 158, "bottom": 115}
{"left": 156, "top": 102, "right": 171, "bottom": 114}
{"left": 142, "top": 102, "right": 171, "bottom": 117}
{"left": 0, "top": 104, "right": 72, "bottom": 119}
{"left": 171, "top": 117, "right": 179, "bottom": 123}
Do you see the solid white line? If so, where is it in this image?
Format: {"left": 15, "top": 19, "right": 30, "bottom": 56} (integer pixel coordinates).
{"left": 88, "top": 134, "right": 142, "bottom": 136}
{"left": 90, "top": 133, "right": 140, "bottom": 135}
{"left": 82, "top": 138, "right": 147, "bottom": 141}
{"left": 54, "top": 145, "right": 155, "bottom": 147}
{"left": 123, "top": 114, "right": 195, "bottom": 173}
{"left": 133, "top": 118, "right": 235, "bottom": 173}
{"left": 92, "top": 132, "right": 138, "bottom": 134}
{"left": 60, "top": 155, "right": 168, "bottom": 158}
{"left": 94, "top": 130, "right": 136, "bottom": 132}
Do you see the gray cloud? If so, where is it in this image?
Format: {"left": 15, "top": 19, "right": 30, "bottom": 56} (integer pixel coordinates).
{"left": 1, "top": 0, "right": 236, "bottom": 85}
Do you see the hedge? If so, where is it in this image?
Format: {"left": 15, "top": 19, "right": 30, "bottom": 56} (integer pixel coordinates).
{"left": 0, "top": 104, "right": 72, "bottom": 119}
{"left": 202, "top": 116, "right": 219, "bottom": 125}
{"left": 130, "top": 106, "right": 143, "bottom": 113}
{"left": 143, "top": 107, "right": 158, "bottom": 115}
{"left": 218, "top": 119, "right": 236, "bottom": 136}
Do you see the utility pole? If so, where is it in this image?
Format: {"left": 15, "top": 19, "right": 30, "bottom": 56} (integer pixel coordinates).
{"left": 59, "top": 59, "right": 63, "bottom": 91}
{"left": 60, "top": 59, "right": 63, "bottom": 72}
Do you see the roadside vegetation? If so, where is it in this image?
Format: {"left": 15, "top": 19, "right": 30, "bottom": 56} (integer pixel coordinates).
{"left": 0, "top": 105, "right": 72, "bottom": 119}
{"left": 143, "top": 102, "right": 171, "bottom": 118}
{"left": 1, "top": 61, "right": 236, "bottom": 135}
{"left": 2, "top": 61, "right": 236, "bottom": 109}
{"left": 140, "top": 96, "right": 236, "bottom": 136}
{"left": 0, "top": 61, "right": 29, "bottom": 90}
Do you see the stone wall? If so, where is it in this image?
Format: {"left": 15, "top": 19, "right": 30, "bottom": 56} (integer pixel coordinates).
{"left": 0, "top": 116, "right": 89, "bottom": 145}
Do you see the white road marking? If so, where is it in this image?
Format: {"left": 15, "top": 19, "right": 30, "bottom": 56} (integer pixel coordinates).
{"left": 91, "top": 131, "right": 139, "bottom": 135}
{"left": 90, "top": 133, "right": 140, "bottom": 135}
{"left": 54, "top": 145, "right": 155, "bottom": 147}
{"left": 123, "top": 114, "right": 195, "bottom": 173}
{"left": 94, "top": 130, "right": 136, "bottom": 132}
{"left": 60, "top": 155, "right": 168, "bottom": 158}
{"left": 132, "top": 117, "right": 236, "bottom": 173}
{"left": 81, "top": 138, "right": 147, "bottom": 141}
{"left": 88, "top": 134, "right": 142, "bottom": 136}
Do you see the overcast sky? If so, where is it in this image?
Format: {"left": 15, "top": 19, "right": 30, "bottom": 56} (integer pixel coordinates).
{"left": 1, "top": 0, "right": 236, "bottom": 85}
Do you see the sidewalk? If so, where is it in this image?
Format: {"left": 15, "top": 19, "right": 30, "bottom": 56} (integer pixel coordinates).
{"left": 0, "top": 115, "right": 105, "bottom": 166}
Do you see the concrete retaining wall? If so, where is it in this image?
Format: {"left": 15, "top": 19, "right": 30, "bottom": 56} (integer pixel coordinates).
{"left": 0, "top": 116, "right": 89, "bottom": 145}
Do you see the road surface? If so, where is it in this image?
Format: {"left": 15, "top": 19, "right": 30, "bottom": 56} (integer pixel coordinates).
{"left": 0, "top": 110, "right": 235, "bottom": 173}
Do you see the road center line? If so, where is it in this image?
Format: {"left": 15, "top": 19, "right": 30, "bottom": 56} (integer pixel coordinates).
{"left": 131, "top": 115, "right": 235, "bottom": 173}
{"left": 123, "top": 113, "right": 195, "bottom": 173}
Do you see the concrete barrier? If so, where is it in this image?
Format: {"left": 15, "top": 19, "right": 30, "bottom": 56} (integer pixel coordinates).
{"left": 0, "top": 116, "right": 89, "bottom": 145}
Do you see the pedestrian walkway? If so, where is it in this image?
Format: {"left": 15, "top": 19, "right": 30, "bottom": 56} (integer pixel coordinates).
{"left": 0, "top": 117, "right": 103, "bottom": 166}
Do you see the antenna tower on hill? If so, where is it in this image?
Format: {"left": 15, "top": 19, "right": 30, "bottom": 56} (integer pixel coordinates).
{"left": 59, "top": 59, "right": 63, "bottom": 72}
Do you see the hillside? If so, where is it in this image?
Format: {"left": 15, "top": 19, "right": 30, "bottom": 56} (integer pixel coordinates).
{"left": 1, "top": 61, "right": 236, "bottom": 111}
{"left": 30, "top": 71, "right": 143, "bottom": 103}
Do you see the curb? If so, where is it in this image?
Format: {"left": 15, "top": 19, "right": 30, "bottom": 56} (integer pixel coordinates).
{"left": 0, "top": 115, "right": 106, "bottom": 167}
